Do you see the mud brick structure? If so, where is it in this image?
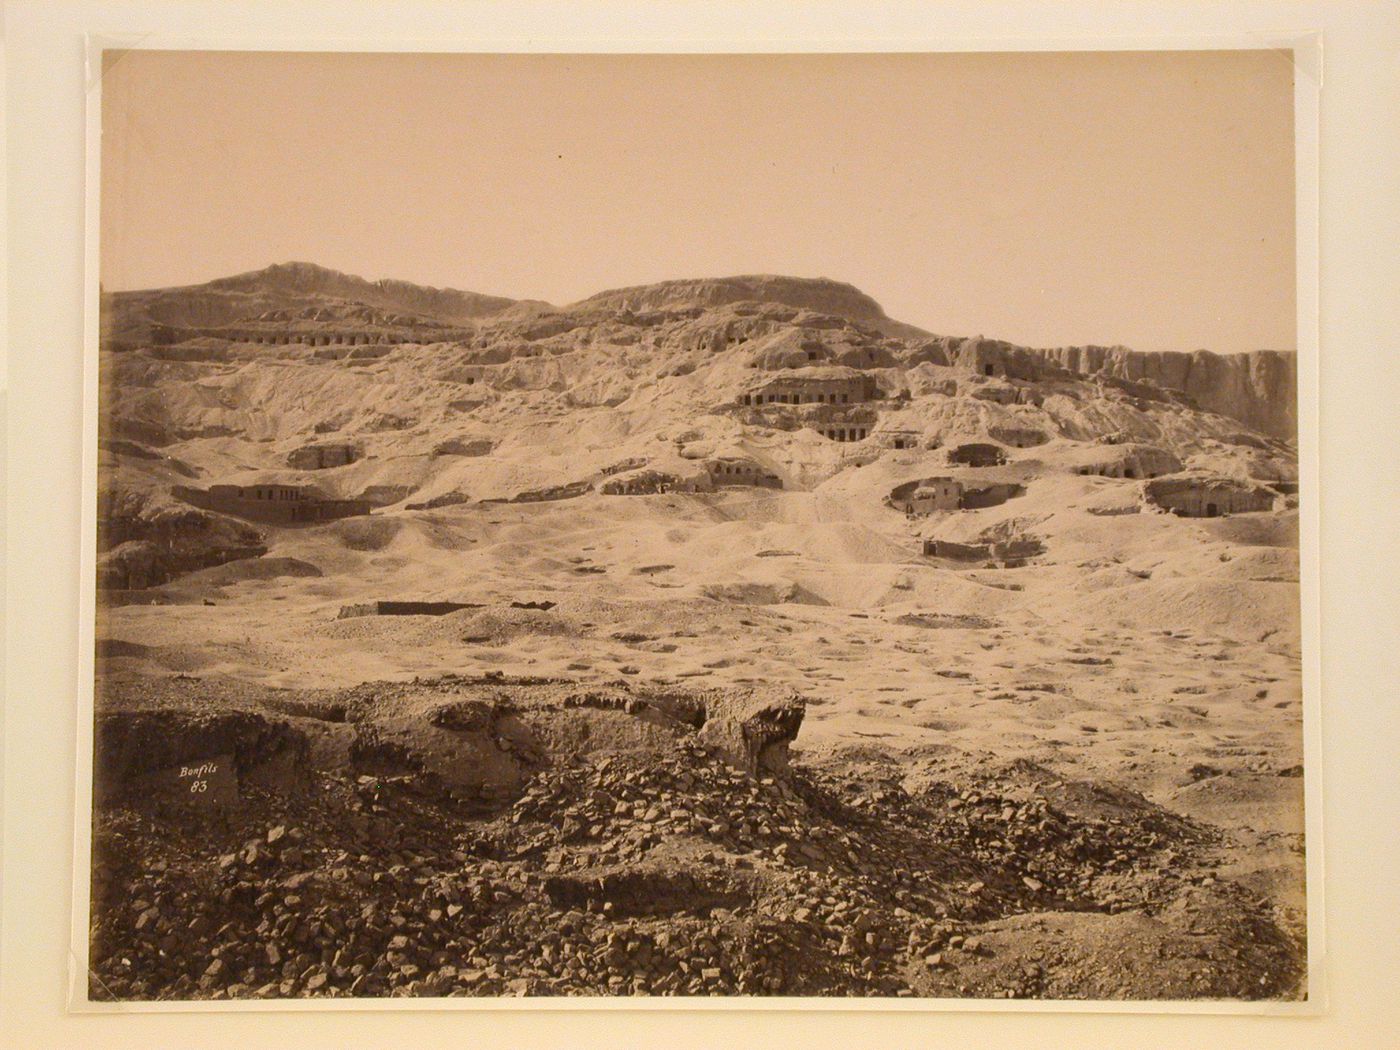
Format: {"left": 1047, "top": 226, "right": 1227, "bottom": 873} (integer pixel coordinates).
{"left": 890, "top": 477, "right": 962, "bottom": 515}
{"left": 172, "top": 483, "right": 372, "bottom": 524}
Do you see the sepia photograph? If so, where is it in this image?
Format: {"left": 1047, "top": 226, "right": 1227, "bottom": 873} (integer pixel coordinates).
{"left": 84, "top": 47, "right": 1310, "bottom": 1006}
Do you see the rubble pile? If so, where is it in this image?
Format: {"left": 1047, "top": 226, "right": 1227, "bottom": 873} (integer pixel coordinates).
{"left": 88, "top": 728, "right": 1299, "bottom": 1001}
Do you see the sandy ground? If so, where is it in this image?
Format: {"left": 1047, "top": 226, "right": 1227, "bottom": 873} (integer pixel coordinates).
{"left": 98, "top": 486, "right": 1305, "bottom": 933}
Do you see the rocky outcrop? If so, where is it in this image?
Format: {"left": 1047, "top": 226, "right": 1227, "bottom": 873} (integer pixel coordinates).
{"left": 97, "top": 489, "right": 268, "bottom": 590}
{"left": 910, "top": 337, "right": 1295, "bottom": 440}
{"left": 499, "top": 481, "right": 593, "bottom": 504}
{"left": 1066, "top": 442, "right": 1184, "bottom": 480}
{"left": 286, "top": 442, "right": 357, "bottom": 470}
{"left": 432, "top": 437, "right": 493, "bottom": 457}
{"left": 96, "top": 541, "right": 167, "bottom": 591}
{"left": 1030, "top": 346, "right": 1297, "bottom": 441}
{"left": 103, "top": 264, "right": 1296, "bottom": 443}
{"left": 1143, "top": 473, "right": 1278, "bottom": 517}
{"left": 600, "top": 471, "right": 680, "bottom": 496}
{"left": 697, "top": 689, "right": 805, "bottom": 776}
{"left": 404, "top": 491, "right": 472, "bottom": 511}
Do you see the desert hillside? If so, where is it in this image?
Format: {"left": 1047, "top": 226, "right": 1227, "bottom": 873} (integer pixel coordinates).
{"left": 90, "top": 264, "right": 1304, "bottom": 1002}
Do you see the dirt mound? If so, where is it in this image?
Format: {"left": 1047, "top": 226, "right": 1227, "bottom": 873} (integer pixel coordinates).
{"left": 174, "top": 556, "right": 323, "bottom": 588}
{"left": 912, "top": 900, "right": 1297, "bottom": 1000}
{"left": 328, "top": 516, "right": 404, "bottom": 551}
{"left": 1199, "top": 511, "right": 1299, "bottom": 548}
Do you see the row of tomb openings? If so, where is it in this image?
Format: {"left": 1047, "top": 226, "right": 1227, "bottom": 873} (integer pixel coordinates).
{"left": 1076, "top": 464, "right": 1156, "bottom": 480}
{"left": 706, "top": 460, "right": 783, "bottom": 487}
{"left": 234, "top": 332, "right": 398, "bottom": 346}
{"left": 821, "top": 427, "right": 870, "bottom": 442}
{"left": 740, "top": 391, "right": 858, "bottom": 406}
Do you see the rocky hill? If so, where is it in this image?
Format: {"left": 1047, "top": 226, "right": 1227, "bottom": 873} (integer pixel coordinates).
{"left": 207, "top": 261, "right": 529, "bottom": 321}
{"left": 95, "top": 263, "right": 1299, "bottom": 590}
{"left": 571, "top": 275, "right": 931, "bottom": 341}
{"left": 102, "top": 262, "right": 1295, "bottom": 435}
{"left": 101, "top": 262, "right": 531, "bottom": 346}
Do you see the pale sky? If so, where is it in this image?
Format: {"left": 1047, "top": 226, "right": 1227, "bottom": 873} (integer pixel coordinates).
{"left": 100, "top": 49, "right": 1296, "bottom": 353}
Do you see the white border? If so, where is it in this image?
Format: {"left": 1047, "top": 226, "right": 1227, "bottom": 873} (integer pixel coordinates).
{"left": 69, "top": 32, "right": 1324, "bottom": 1019}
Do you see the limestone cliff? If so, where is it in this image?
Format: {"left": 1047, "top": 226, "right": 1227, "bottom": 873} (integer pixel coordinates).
{"left": 1026, "top": 346, "right": 1297, "bottom": 441}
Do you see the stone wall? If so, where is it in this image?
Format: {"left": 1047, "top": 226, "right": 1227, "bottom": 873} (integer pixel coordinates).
{"left": 601, "top": 471, "right": 681, "bottom": 495}
{"left": 922, "top": 538, "right": 989, "bottom": 560}
{"left": 889, "top": 477, "right": 962, "bottom": 515}
{"left": 338, "top": 601, "right": 480, "bottom": 618}
{"left": 922, "top": 536, "right": 1044, "bottom": 565}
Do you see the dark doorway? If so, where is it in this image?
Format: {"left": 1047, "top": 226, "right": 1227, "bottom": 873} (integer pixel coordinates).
{"left": 1205, "top": 502, "right": 1219, "bottom": 517}
{"left": 984, "top": 364, "right": 995, "bottom": 376}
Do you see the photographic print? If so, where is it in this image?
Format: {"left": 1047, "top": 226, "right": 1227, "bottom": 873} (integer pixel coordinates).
{"left": 85, "top": 49, "right": 1308, "bottom": 1005}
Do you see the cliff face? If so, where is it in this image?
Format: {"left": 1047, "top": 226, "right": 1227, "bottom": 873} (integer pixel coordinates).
{"left": 570, "top": 279, "right": 1294, "bottom": 438}
{"left": 1026, "top": 347, "right": 1298, "bottom": 441}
